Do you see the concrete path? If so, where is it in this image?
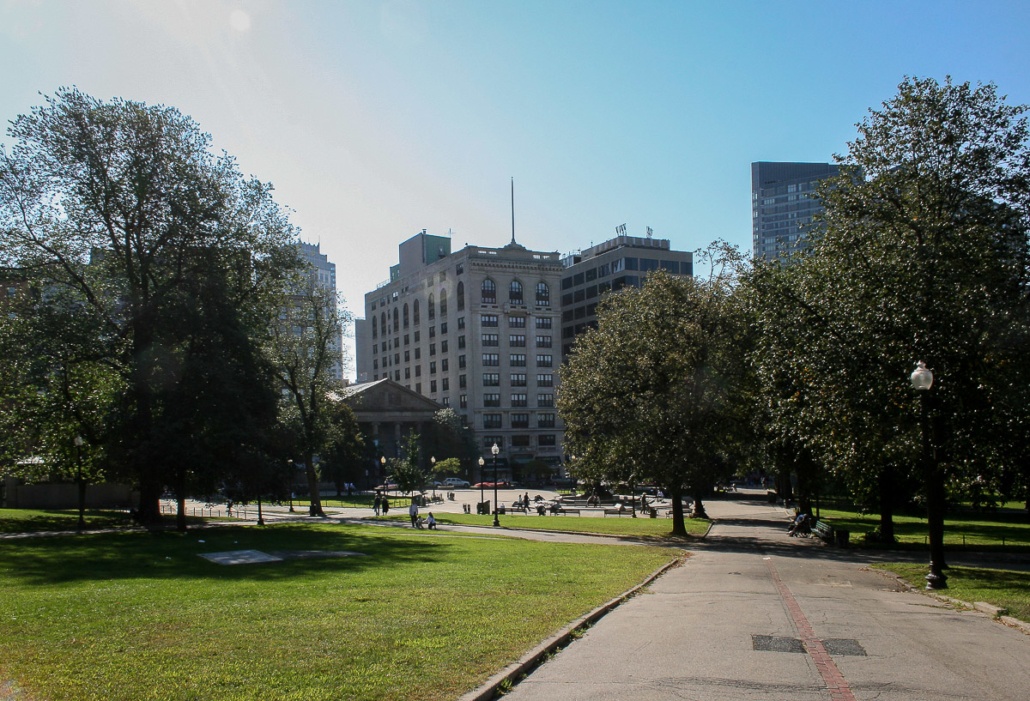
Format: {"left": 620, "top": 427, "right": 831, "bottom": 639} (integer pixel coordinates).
{"left": 500, "top": 498, "right": 1030, "bottom": 701}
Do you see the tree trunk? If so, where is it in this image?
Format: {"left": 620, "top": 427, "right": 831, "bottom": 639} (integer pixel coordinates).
{"left": 692, "top": 491, "right": 708, "bottom": 520}
{"left": 305, "top": 452, "right": 325, "bottom": 517}
{"left": 669, "top": 485, "right": 687, "bottom": 536}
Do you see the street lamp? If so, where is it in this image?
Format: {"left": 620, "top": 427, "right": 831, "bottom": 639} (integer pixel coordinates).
{"left": 73, "top": 435, "right": 85, "bottom": 531}
{"left": 478, "top": 456, "right": 486, "bottom": 514}
{"left": 492, "top": 442, "right": 500, "bottom": 527}
{"left": 912, "top": 360, "right": 947, "bottom": 590}
{"left": 287, "top": 459, "right": 295, "bottom": 512}
{"left": 430, "top": 456, "right": 437, "bottom": 498}
{"left": 380, "top": 455, "right": 387, "bottom": 492}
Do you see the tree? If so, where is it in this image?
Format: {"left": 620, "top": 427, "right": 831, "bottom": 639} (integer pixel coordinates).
{"left": 269, "top": 277, "right": 347, "bottom": 517}
{"left": 0, "top": 88, "right": 300, "bottom": 525}
{"left": 749, "top": 77, "right": 1030, "bottom": 586}
{"left": 424, "top": 408, "right": 478, "bottom": 480}
{"left": 387, "top": 432, "right": 428, "bottom": 496}
{"left": 321, "top": 401, "right": 365, "bottom": 496}
{"left": 558, "top": 244, "right": 754, "bottom": 535}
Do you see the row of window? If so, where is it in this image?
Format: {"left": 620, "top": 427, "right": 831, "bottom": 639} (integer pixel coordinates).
{"left": 480, "top": 334, "right": 552, "bottom": 347}
{"left": 561, "top": 258, "right": 691, "bottom": 290}
{"left": 481, "top": 434, "right": 558, "bottom": 449}
{"left": 482, "top": 373, "right": 553, "bottom": 386}
{"left": 482, "top": 413, "right": 557, "bottom": 429}
{"left": 481, "top": 279, "right": 550, "bottom": 306}
{"left": 482, "top": 394, "right": 554, "bottom": 407}
{"left": 482, "top": 354, "right": 552, "bottom": 367}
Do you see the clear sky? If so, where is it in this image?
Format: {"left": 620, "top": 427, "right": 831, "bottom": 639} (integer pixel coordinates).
{"left": 4, "top": 0, "right": 1029, "bottom": 378}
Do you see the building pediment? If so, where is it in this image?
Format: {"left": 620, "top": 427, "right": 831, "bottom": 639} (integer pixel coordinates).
{"left": 338, "top": 378, "right": 442, "bottom": 417}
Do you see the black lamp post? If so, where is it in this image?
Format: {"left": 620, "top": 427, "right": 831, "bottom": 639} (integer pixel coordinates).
{"left": 492, "top": 442, "right": 500, "bottom": 527}
{"left": 288, "top": 459, "right": 295, "bottom": 512}
{"left": 912, "top": 360, "right": 947, "bottom": 590}
{"left": 478, "top": 456, "right": 486, "bottom": 514}
{"left": 380, "top": 455, "right": 387, "bottom": 491}
{"left": 430, "top": 456, "right": 437, "bottom": 499}
{"left": 74, "top": 435, "right": 85, "bottom": 531}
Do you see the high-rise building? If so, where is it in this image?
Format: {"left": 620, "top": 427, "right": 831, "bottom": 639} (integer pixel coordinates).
{"left": 298, "top": 241, "right": 343, "bottom": 382}
{"left": 559, "top": 234, "right": 693, "bottom": 360}
{"left": 751, "top": 162, "right": 839, "bottom": 262}
{"left": 354, "top": 231, "right": 565, "bottom": 478}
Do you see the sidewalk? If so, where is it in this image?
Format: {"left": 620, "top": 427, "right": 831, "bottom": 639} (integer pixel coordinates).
{"left": 495, "top": 498, "right": 1030, "bottom": 701}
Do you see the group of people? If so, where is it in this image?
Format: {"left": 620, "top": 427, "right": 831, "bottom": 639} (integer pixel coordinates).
{"left": 788, "top": 512, "right": 812, "bottom": 537}
{"left": 408, "top": 499, "right": 436, "bottom": 529}
{"left": 372, "top": 492, "right": 390, "bottom": 516}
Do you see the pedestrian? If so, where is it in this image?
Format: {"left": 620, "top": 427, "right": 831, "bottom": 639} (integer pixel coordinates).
{"left": 426, "top": 512, "right": 437, "bottom": 530}
{"left": 373, "top": 493, "right": 381, "bottom": 516}
{"left": 382, "top": 496, "right": 389, "bottom": 515}
{"left": 409, "top": 498, "right": 420, "bottom": 527}
{"left": 523, "top": 492, "right": 530, "bottom": 510}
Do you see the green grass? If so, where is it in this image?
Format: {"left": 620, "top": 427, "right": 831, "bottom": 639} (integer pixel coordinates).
{"left": 817, "top": 507, "right": 1030, "bottom": 551}
{"left": 389, "top": 511, "right": 711, "bottom": 538}
{"left": 0, "top": 508, "right": 136, "bottom": 534}
{"left": 0, "top": 522, "right": 678, "bottom": 701}
{"left": 872, "top": 563, "right": 1030, "bottom": 622}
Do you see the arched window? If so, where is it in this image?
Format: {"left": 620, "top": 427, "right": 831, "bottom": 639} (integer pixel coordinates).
{"left": 403, "top": 303, "right": 409, "bottom": 328}
{"left": 392, "top": 308, "right": 399, "bottom": 333}
{"left": 457, "top": 281, "right": 465, "bottom": 311}
{"left": 509, "top": 279, "right": 523, "bottom": 304}
{"left": 372, "top": 315, "right": 378, "bottom": 339}
{"left": 439, "top": 288, "right": 448, "bottom": 316}
{"left": 381, "top": 312, "right": 387, "bottom": 336}
{"left": 536, "top": 282, "right": 550, "bottom": 305}
{"left": 428, "top": 293, "right": 436, "bottom": 320}
{"left": 482, "top": 279, "right": 496, "bottom": 304}
{"left": 413, "top": 299, "right": 420, "bottom": 325}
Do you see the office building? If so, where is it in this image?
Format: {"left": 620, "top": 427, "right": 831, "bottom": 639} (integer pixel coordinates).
{"left": 559, "top": 234, "right": 693, "bottom": 359}
{"left": 298, "top": 241, "right": 344, "bottom": 382}
{"left": 355, "top": 231, "right": 565, "bottom": 479}
{"left": 751, "top": 162, "right": 839, "bottom": 262}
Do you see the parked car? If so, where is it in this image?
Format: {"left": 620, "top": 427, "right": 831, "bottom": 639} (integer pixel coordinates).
{"left": 442, "top": 477, "right": 471, "bottom": 489}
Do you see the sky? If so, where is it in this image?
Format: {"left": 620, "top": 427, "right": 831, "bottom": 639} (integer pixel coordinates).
{"left": 3, "top": 0, "right": 1030, "bottom": 378}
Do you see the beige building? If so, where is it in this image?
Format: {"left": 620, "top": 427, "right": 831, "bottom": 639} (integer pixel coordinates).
{"left": 355, "top": 232, "right": 565, "bottom": 480}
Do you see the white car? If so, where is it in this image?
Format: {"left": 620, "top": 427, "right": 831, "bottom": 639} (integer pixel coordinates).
{"left": 442, "top": 477, "right": 471, "bottom": 489}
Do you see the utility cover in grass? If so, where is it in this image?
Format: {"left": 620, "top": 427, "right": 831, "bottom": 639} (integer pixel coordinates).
{"left": 200, "top": 550, "right": 284, "bottom": 565}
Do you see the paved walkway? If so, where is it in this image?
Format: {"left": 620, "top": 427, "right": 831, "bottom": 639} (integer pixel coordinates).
{"left": 497, "top": 498, "right": 1030, "bottom": 701}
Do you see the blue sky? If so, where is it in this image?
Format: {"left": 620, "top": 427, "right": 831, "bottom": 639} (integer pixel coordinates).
{"left": 3, "top": 1, "right": 1029, "bottom": 377}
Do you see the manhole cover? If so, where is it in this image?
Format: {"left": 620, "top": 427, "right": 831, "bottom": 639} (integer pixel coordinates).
{"left": 752, "top": 635, "right": 805, "bottom": 653}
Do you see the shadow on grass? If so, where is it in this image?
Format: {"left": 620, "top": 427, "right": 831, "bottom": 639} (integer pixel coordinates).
{"left": 0, "top": 522, "right": 454, "bottom": 585}
{"left": 0, "top": 509, "right": 136, "bottom": 534}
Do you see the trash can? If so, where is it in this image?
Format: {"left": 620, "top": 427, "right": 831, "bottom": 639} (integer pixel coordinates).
{"left": 478, "top": 500, "right": 490, "bottom": 515}
{"left": 649, "top": 507, "right": 657, "bottom": 518}
{"left": 835, "top": 529, "right": 850, "bottom": 547}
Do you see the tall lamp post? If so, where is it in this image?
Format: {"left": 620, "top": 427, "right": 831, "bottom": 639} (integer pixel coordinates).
{"left": 73, "top": 435, "right": 85, "bottom": 531}
{"left": 491, "top": 443, "right": 500, "bottom": 527}
{"left": 912, "top": 360, "right": 947, "bottom": 590}
{"left": 430, "top": 456, "right": 437, "bottom": 499}
{"left": 287, "top": 459, "right": 295, "bottom": 512}
{"left": 380, "top": 455, "right": 387, "bottom": 491}
{"left": 478, "top": 456, "right": 486, "bottom": 514}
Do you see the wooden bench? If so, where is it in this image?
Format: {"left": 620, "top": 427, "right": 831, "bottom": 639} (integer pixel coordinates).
{"left": 603, "top": 507, "right": 633, "bottom": 517}
{"left": 811, "top": 520, "right": 834, "bottom": 543}
{"left": 556, "top": 507, "right": 581, "bottom": 516}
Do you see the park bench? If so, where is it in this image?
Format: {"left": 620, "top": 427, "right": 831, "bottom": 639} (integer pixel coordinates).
{"left": 556, "top": 507, "right": 581, "bottom": 516}
{"left": 811, "top": 520, "right": 834, "bottom": 543}
{"left": 603, "top": 507, "right": 633, "bottom": 517}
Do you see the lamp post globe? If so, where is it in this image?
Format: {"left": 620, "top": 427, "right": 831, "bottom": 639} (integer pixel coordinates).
{"left": 491, "top": 443, "right": 500, "bottom": 527}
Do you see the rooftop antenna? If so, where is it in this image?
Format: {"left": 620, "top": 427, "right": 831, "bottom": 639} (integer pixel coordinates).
{"left": 510, "top": 177, "right": 517, "bottom": 245}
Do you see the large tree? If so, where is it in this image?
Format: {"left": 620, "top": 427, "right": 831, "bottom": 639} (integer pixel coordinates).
{"left": 0, "top": 88, "right": 300, "bottom": 525}
{"left": 558, "top": 244, "right": 754, "bottom": 535}
{"left": 750, "top": 77, "right": 1030, "bottom": 586}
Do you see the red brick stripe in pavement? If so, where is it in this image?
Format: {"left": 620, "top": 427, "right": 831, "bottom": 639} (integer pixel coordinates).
{"left": 765, "top": 557, "right": 858, "bottom": 701}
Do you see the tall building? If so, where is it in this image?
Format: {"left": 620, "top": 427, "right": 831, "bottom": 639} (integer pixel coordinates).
{"left": 298, "top": 241, "right": 344, "bottom": 382}
{"left": 751, "top": 162, "right": 839, "bottom": 262}
{"left": 354, "top": 231, "right": 565, "bottom": 479}
{"left": 559, "top": 234, "right": 693, "bottom": 359}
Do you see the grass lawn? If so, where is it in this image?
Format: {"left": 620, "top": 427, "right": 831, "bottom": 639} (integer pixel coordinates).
{"left": 818, "top": 507, "right": 1030, "bottom": 551}
{"left": 0, "top": 522, "right": 678, "bottom": 701}
{"left": 872, "top": 563, "right": 1030, "bottom": 622}
{"left": 0, "top": 508, "right": 136, "bottom": 534}
{"left": 404, "top": 512, "right": 711, "bottom": 538}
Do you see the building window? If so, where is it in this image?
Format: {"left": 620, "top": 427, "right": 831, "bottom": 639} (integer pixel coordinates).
{"left": 440, "top": 288, "right": 448, "bottom": 317}
{"left": 429, "top": 325, "right": 436, "bottom": 338}
{"left": 393, "top": 308, "right": 399, "bottom": 333}
{"left": 482, "top": 279, "right": 497, "bottom": 304}
{"left": 459, "top": 374, "right": 467, "bottom": 389}
{"left": 460, "top": 394, "right": 468, "bottom": 408}
{"left": 483, "top": 373, "right": 500, "bottom": 386}
{"left": 430, "top": 361, "right": 437, "bottom": 374}
{"left": 536, "top": 354, "right": 553, "bottom": 367}
{"left": 509, "top": 280, "right": 523, "bottom": 304}
{"left": 482, "top": 314, "right": 498, "bottom": 327}
{"left": 536, "top": 282, "right": 550, "bottom": 305}
{"left": 482, "top": 333, "right": 499, "bottom": 346}
{"left": 483, "top": 436, "right": 503, "bottom": 450}
{"left": 535, "top": 335, "right": 552, "bottom": 348}
{"left": 372, "top": 316, "right": 378, "bottom": 339}
{"left": 457, "top": 281, "right": 465, "bottom": 311}
{"left": 511, "top": 373, "right": 527, "bottom": 387}
{"left": 441, "top": 358, "right": 449, "bottom": 372}
{"left": 442, "top": 378, "right": 449, "bottom": 391}
{"left": 535, "top": 317, "right": 552, "bottom": 329}
{"left": 458, "top": 335, "right": 466, "bottom": 349}
{"left": 403, "top": 303, "right": 409, "bottom": 328}
{"left": 537, "top": 373, "right": 553, "bottom": 387}
{"left": 484, "top": 414, "right": 502, "bottom": 429}
{"left": 511, "top": 435, "right": 531, "bottom": 448}
{"left": 414, "top": 348, "right": 421, "bottom": 359}
{"left": 484, "top": 393, "right": 501, "bottom": 407}
{"left": 414, "top": 330, "right": 420, "bottom": 342}
{"left": 430, "top": 343, "right": 436, "bottom": 356}
{"left": 428, "top": 293, "right": 435, "bottom": 320}
{"left": 510, "top": 353, "right": 526, "bottom": 367}
{"left": 404, "top": 368, "right": 411, "bottom": 379}
{"left": 440, "top": 321, "right": 447, "bottom": 334}
{"left": 538, "top": 434, "right": 556, "bottom": 446}
{"left": 441, "top": 339, "right": 449, "bottom": 353}
{"left": 538, "top": 413, "right": 556, "bottom": 428}
{"left": 537, "top": 393, "right": 554, "bottom": 407}
{"left": 415, "top": 365, "right": 422, "bottom": 377}
{"left": 511, "top": 413, "right": 530, "bottom": 428}
{"left": 415, "top": 382, "right": 421, "bottom": 393}
{"left": 404, "top": 350, "right": 410, "bottom": 362}
{"left": 457, "top": 316, "right": 466, "bottom": 330}
{"left": 509, "top": 315, "right": 526, "bottom": 328}
{"left": 510, "top": 393, "right": 528, "bottom": 407}
{"left": 509, "top": 334, "right": 526, "bottom": 347}
{"left": 430, "top": 380, "right": 437, "bottom": 393}
{"left": 458, "top": 354, "right": 466, "bottom": 369}
{"left": 483, "top": 353, "right": 500, "bottom": 367}
{"left": 413, "top": 299, "right": 420, "bottom": 325}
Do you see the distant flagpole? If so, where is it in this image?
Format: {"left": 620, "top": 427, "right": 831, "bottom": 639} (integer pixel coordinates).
{"left": 510, "top": 177, "right": 516, "bottom": 245}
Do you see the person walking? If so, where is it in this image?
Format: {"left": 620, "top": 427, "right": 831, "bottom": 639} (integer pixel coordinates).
{"left": 382, "top": 496, "right": 389, "bottom": 515}
{"left": 409, "top": 498, "right": 420, "bottom": 528}
{"left": 373, "top": 493, "right": 381, "bottom": 516}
